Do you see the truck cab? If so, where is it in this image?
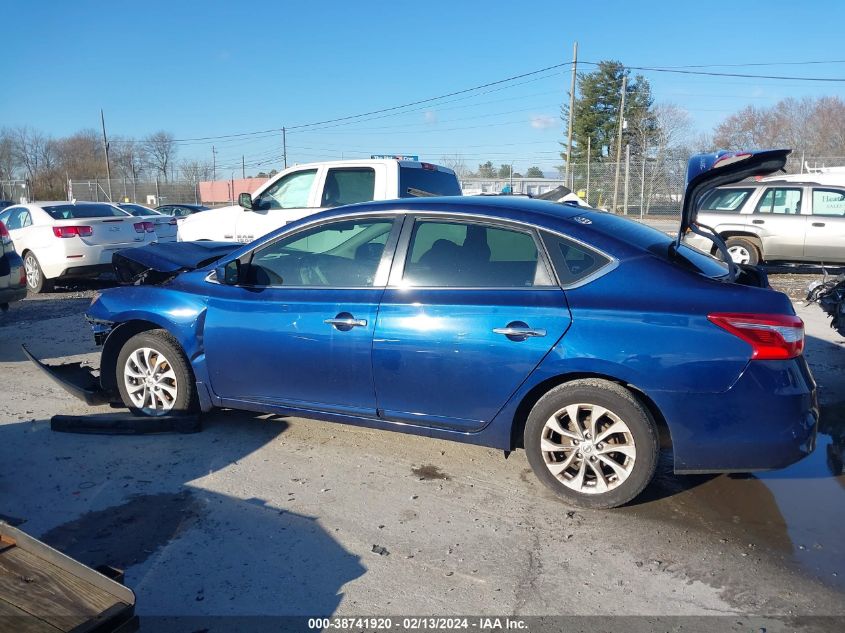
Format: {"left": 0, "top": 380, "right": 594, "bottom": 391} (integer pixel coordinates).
{"left": 178, "top": 159, "right": 461, "bottom": 243}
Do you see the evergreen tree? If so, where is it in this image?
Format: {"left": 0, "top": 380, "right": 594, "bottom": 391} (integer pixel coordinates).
{"left": 561, "top": 60, "right": 656, "bottom": 165}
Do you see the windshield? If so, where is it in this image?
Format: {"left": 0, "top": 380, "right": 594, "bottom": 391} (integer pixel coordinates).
{"left": 42, "top": 203, "right": 129, "bottom": 220}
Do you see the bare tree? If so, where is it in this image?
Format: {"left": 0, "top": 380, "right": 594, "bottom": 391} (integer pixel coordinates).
{"left": 713, "top": 96, "right": 845, "bottom": 165}
{"left": 439, "top": 154, "right": 472, "bottom": 179}
{"left": 0, "top": 129, "right": 16, "bottom": 181}
{"left": 10, "top": 126, "right": 61, "bottom": 198}
{"left": 179, "top": 159, "right": 213, "bottom": 184}
{"left": 54, "top": 129, "right": 103, "bottom": 179}
{"left": 143, "top": 131, "right": 176, "bottom": 181}
{"left": 111, "top": 137, "right": 147, "bottom": 180}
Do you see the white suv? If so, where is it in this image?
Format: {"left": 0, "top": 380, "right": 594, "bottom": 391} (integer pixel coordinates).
{"left": 684, "top": 179, "right": 845, "bottom": 264}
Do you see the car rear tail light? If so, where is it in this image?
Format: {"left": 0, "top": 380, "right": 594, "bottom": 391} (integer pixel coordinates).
{"left": 53, "top": 226, "right": 93, "bottom": 238}
{"left": 708, "top": 313, "right": 804, "bottom": 360}
{"left": 18, "top": 264, "right": 26, "bottom": 286}
{"left": 0, "top": 221, "right": 9, "bottom": 239}
{"left": 421, "top": 162, "right": 436, "bottom": 171}
{"left": 133, "top": 221, "right": 155, "bottom": 233}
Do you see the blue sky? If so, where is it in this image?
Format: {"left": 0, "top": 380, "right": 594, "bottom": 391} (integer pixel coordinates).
{"left": 4, "top": 0, "right": 845, "bottom": 175}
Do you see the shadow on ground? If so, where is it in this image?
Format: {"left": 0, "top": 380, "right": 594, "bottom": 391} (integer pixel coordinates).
{"left": 0, "top": 410, "right": 365, "bottom": 618}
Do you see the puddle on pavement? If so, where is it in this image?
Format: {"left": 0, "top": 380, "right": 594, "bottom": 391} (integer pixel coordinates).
{"left": 625, "top": 403, "right": 845, "bottom": 590}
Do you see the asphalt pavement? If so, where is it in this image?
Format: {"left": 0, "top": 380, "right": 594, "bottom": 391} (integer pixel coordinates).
{"left": 0, "top": 289, "right": 843, "bottom": 630}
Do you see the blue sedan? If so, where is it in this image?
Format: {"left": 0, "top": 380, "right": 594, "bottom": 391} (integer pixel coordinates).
{"left": 45, "top": 150, "right": 817, "bottom": 508}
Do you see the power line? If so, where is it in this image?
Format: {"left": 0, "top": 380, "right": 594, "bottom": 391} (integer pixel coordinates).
{"left": 581, "top": 61, "right": 845, "bottom": 82}
{"left": 168, "top": 63, "right": 570, "bottom": 143}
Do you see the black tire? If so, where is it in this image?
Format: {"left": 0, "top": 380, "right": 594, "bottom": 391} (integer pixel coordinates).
{"left": 23, "top": 252, "right": 53, "bottom": 294}
{"left": 724, "top": 237, "right": 761, "bottom": 265}
{"left": 524, "top": 379, "right": 659, "bottom": 509}
{"left": 116, "top": 329, "right": 198, "bottom": 417}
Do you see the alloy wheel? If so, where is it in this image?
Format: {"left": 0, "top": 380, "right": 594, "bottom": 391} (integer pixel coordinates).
{"left": 24, "top": 254, "right": 39, "bottom": 290}
{"left": 540, "top": 403, "right": 637, "bottom": 495}
{"left": 123, "top": 347, "right": 178, "bottom": 415}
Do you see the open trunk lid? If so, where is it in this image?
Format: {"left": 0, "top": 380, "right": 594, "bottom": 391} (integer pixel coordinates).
{"left": 112, "top": 240, "right": 238, "bottom": 284}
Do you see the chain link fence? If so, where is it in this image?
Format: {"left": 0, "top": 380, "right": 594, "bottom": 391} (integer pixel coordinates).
{"left": 0, "top": 180, "right": 30, "bottom": 204}
{"left": 462, "top": 158, "right": 687, "bottom": 222}
{"left": 68, "top": 178, "right": 203, "bottom": 206}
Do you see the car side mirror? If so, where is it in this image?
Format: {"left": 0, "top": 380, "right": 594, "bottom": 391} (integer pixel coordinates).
{"left": 238, "top": 193, "right": 254, "bottom": 210}
{"left": 215, "top": 260, "right": 240, "bottom": 285}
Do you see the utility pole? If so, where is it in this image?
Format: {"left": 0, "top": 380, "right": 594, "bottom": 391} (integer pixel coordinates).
{"left": 100, "top": 109, "right": 113, "bottom": 201}
{"left": 623, "top": 143, "right": 631, "bottom": 215}
{"left": 212, "top": 146, "right": 217, "bottom": 181}
{"left": 242, "top": 155, "right": 246, "bottom": 179}
{"left": 282, "top": 127, "right": 288, "bottom": 168}
{"left": 564, "top": 41, "right": 578, "bottom": 189}
{"left": 585, "top": 136, "right": 591, "bottom": 204}
{"left": 611, "top": 74, "right": 628, "bottom": 212}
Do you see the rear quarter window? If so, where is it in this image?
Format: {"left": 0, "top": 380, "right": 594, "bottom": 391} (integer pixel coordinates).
{"left": 541, "top": 232, "right": 612, "bottom": 286}
{"left": 698, "top": 188, "right": 753, "bottom": 212}
{"left": 399, "top": 166, "right": 462, "bottom": 197}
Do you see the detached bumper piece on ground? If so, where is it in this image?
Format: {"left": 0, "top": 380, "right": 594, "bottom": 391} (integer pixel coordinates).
{"left": 22, "top": 344, "right": 201, "bottom": 435}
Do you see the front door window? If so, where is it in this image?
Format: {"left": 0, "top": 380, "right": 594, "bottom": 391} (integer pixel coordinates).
{"left": 254, "top": 169, "right": 318, "bottom": 210}
{"left": 246, "top": 218, "right": 395, "bottom": 287}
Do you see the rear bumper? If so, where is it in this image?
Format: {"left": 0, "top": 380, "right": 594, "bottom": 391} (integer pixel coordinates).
{"left": 41, "top": 239, "right": 154, "bottom": 279}
{"left": 654, "top": 355, "right": 818, "bottom": 473}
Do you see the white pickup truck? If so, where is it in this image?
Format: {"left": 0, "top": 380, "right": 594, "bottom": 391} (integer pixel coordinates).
{"left": 178, "top": 159, "right": 461, "bottom": 243}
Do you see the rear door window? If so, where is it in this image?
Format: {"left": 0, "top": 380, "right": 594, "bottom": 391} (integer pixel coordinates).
{"left": 321, "top": 168, "right": 376, "bottom": 207}
{"left": 754, "top": 187, "right": 803, "bottom": 215}
{"left": 401, "top": 219, "right": 552, "bottom": 288}
{"left": 3, "top": 208, "right": 31, "bottom": 230}
{"left": 812, "top": 188, "right": 845, "bottom": 217}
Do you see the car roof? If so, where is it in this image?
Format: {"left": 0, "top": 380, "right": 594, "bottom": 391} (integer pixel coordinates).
{"left": 327, "top": 194, "right": 585, "bottom": 224}
{"left": 720, "top": 179, "right": 844, "bottom": 189}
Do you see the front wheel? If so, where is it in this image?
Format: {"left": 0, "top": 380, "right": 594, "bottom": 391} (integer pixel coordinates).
{"left": 116, "top": 329, "right": 198, "bottom": 416}
{"left": 524, "top": 379, "right": 659, "bottom": 509}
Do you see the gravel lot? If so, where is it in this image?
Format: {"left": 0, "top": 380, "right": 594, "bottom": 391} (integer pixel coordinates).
{"left": 1, "top": 277, "right": 844, "bottom": 631}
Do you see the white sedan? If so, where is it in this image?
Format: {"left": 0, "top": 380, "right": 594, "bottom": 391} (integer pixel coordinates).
{"left": 0, "top": 201, "right": 157, "bottom": 293}
{"left": 117, "top": 203, "right": 178, "bottom": 242}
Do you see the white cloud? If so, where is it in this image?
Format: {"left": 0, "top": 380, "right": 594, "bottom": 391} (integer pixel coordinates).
{"left": 530, "top": 115, "right": 557, "bottom": 130}
{"left": 424, "top": 111, "right": 438, "bottom": 124}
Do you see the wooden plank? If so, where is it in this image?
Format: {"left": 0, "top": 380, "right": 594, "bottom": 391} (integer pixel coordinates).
{"left": 0, "top": 596, "right": 63, "bottom": 633}
{"left": 0, "top": 548, "right": 120, "bottom": 631}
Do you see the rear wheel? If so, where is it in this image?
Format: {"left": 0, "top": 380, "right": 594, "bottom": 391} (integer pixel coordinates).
{"left": 116, "top": 330, "right": 197, "bottom": 417}
{"left": 524, "top": 379, "right": 659, "bottom": 509}
{"left": 23, "top": 252, "right": 53, "bottom": 293}
{"left": 724, "top": 237, "right": 761, "bottom": 265}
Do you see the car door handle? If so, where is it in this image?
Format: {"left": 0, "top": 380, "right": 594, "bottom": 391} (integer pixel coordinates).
{"left": 812, "top": 222, "right": 826, "bottom": 227}
{"left": 324, "top": 317, "right": 367, "bottom": 328}
{"left": 493, "top": 326, "right": 546, "bottom": 338}
{"left": 752, "top": 219, "right": 765, "bottom": 224}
